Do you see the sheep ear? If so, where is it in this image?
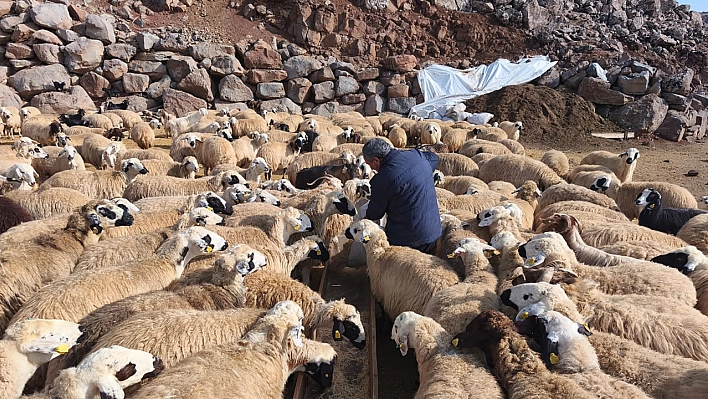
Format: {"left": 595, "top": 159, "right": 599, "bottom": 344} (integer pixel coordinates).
{"left": 24, "top": 338, "right": 72, "bottom": 355}
{"left": 577, "top": 323, "right": 592, "bottom": 336}
{"left": 97, "top": 376, "right": 126, "bottom": 399}
{"left": 397, "top": 334, "right": 408, "bottom": 356}
{"left": 87, "top": 213, "right": 103, "bottom": 235}
{"left": 447, "top": 246, "right": 466, "bottom": 259}
{"left": 287, "top": 217, "right": 302, "bottom": 231}
{"left": 523, "top": 252, "right": 546, "bottom": 268}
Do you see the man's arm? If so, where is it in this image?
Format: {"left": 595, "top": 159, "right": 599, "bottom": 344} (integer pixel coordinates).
{"left": 421, "top": 151, "right": 439, "bottom": 172}
{"left": 365, "top": 179, "right": 390, "bottom": 221}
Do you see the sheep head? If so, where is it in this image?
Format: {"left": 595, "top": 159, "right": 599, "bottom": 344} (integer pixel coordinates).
{"left": 196, "top": 191, "right": 233, "bottom": 215}
{"left": 490, "top": 231, "right": 521, "bottom": 252}
{"left": 5, "top": 163, "right": 39, "bottom": 189}
{"left": 244, "top": 301, "right": 305, "bottom": 350}
{"left": 513, "top": 180, "right": 542, "bottom": 200}
{"left": 252, "top": 189, "right": 281, "bottom": 206}
{"left": 121, "top": 158, "right": 148, "bottom": 180}
{"left": 499, "top": 281, "right": 569, "bottom": 312}
{"left": 330, "top": 300, "right": 366, "bottom": 349}
{"left": 328, "top": 190, "right": 356, "bottom": 216}
{"left": 305, "top": 236, "right": 330, "bottom": 262}
{"left": 166, "top": 227, "right": 229, "bottom": 275}
{"left": 537, "top": 213, "right": 579, "bottom": 236}
{"left": 344, "top": 219, "right": 381, "bottom": 244}
{"left": 214, "top": 243, "right": 268, "bottom": 278}
{"left": 517, "top": 231, "right": 575, "bottom": 268}
{"left": 448, "top": 237, "right": 499, "bottom": 261}
{"left": 223, "top": 184, "right": 252, "bottom": 205}
{"left": 451, "top": 310, "right": 515, "bottom": 351}
{"left": 81, "top": 199, "right": 135, "bottom": 236}
{"left": 620, "top": 147, "right": 640, "bottom": 164}
{"left": 635, "top": 188, "right": 661, "bottom": 211}
{"left": 432, "top": 170, "right": 444, "bottom": 185}
{"left": 297, "top": 341, "right": 337, "bottom": 388}
{"left": 188, "top": 207, "right": 225, "bottom": 227}
{"left": 183, "top": 134, "right": 202, "bottom": 148}
{"left": 651, "top": 245, "right": 708, "bottom": 275}
{"left": 6, "top": 318, "right": 86, "bottom": 363}
{"left": 181, "top": 156, "right": 199, "bottom": 174}
{"left": 391, "top": 311, "right": 425, "bottom": 356}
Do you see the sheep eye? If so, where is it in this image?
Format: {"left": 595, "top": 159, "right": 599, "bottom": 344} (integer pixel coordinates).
{"left": 523, "top": 294, "right": 530, "bottom": 300}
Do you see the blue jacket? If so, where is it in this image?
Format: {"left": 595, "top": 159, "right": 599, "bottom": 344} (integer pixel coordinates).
{"left": 365, "top": 149, "right": 442, "bottom": 247}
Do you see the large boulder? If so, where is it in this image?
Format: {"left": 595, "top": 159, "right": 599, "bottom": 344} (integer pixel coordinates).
{"left": 166, "top": 56, "right": 198, "bottom": 81}
{"left": 129, "top": 60, "right": 167, "bottom": 80}
{"left": 259, "top": 97, "right": 302, "bottom": 114}
{"left": 162, "top": 88, "right": 207, "bottom": 117}
{"left": 7, "top": 63, "right": 70, "bottom": 98}
{"left": 31, "top": 85, "right": 97, "bottom": 113}
{"left": 85, "top": 14, "right": 116, "bottom": 44}
{"left": 0, "top": 84, "right": 23, "bottom": 108}
{"left": 243, "top": 46, "right": 282, "bottom": 69}
{"left": 189, "top": 42, "right": 235, "bottom": 61}
{"left": 617, "top": 71, "right": 650, "bottom": 95}
{"left": 218, "top": 75, "right": 253, "bottom": 102}
{"left": 335, "top": 76, "right": 359, "bottom": 97}
{"left": 33, "top": 44, "right": 61, "bottom": 64}
{"left": 284, "top": 56, "right": 323, "bottom": 79}
{"left": 123, "top": 73, "right": 150, "bottom": 93}
{"left": 661, "top": 69, "right": 694, "bottom": 96}
{"left": 105, "top": 43, "right": 137, "bottom": 62}
{"left": 312, "top": 81, "right": 335, "bottom": 103}
{"left": 63, "top": 37, "right": 104, "bottom": 73}
{"left": 79, "top": 71, "right": 110, "bottom": 99}
{"left": 210, "top": 55, "right": 245, "bottom": 77}
{"left": 287, "top": 77, "right": 312, "bottom": 104}
{"left": 365, "top": 94, "right": 385, "bottom": 115}
{"left": 381, "top": 55, "right": 417, "bottom": 73}
{"left": 256, "top": 82, "right": 285, "bottom": 100}
{"left": 387, "top": 97, "right": 416, "bottom": 114}
{"left": 577, "top": 77, "right": 633, "bottom": 105}
{"left": 177, "top": 68, "right": 214, "bottom": 102}
{"left": 146, "top": 75, "right": 173, "bottom": 99}
{"left": 30, "top": 3, "right": 72, "bottom": 30}
{"left": 608, "top": 93, "right": 669, "bottom": 136}
{"left": 103, "top": 59, "right": 129, "bottom": 81}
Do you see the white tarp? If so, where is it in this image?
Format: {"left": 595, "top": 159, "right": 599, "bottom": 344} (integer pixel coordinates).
{"left": 409, "top": 56, "right": 557, "bottom": 120}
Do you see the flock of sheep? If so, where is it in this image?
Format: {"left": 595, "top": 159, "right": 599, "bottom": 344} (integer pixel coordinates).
{"left": 0, "top": 102, "right": 707, "bottom": 399}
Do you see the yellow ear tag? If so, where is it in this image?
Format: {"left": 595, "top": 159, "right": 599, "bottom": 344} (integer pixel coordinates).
{"left": 206, "top": 206, "right": 213, "bottom": 211}
{"left": 317, "top": 250, "right": 322, "bottom": 255}
{"left": 356, "top": 193, "right": 361, "bottom": 199}
{"left": 301, "top": 333, "right": 306, "bottom": 338}
{"left": 363, "top": 235, "right": 370, "bottom": 243}
{"left": 55, "top": 344, "right": 70, "bottom": 354}
{"left": 447, "top": 253, "right": 456, "bottom": 259}
{"left": 493, "top": 250, "right": 500, "bottom": 256}
{"left": 451, "top": 338, "right": 459, "bottom": 347}
{"left": 205, "top": 246, "right": 213, "bottom": 253}
{"left": 92, "top": 227, "right": 99, "bottom": 234}
{"left": 648, "top": 203, "right": 655, "bottom": 209}
{"left": 584, "top": 323, "right": 590, "bottom": 332}
{"left": 549, "top": 353, "right": 560, "bottom": 365}
{"left": 294, "top": 224, "right": 300, "bottom": 231}
{"left": 325, "top": 374, "right": 329, "bottom": 378}
{"left": 334, "top": 330, "right": 341, "bottom": 339}
{"left": 519, "top": 311, "right": 529, "bottom": 320}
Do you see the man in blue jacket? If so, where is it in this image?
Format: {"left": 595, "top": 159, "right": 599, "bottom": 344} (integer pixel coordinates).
{"left": 363, "top": 138, "right": 442, "bottom": 254}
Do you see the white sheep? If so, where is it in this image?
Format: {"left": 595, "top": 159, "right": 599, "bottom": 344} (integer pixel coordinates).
{"left": 104, "top": 109, "right": 143, "bottom": 130}
{"left": 79, "top": 133, "right": 113, "bottom": 169}
{"left": 130, "top": 120, "right": 160, "bottom": 149}
{"left": 2, "top": 163, "right": 39, "bottom": 190}
{"left": 387, "top": 124, "right": 408, "bottom": 148}
{"left": 122, "top": 170, "right": 245, "bottom": 201}
{"left": 478, "top": 154, "right": 564, "bottom": 191}
{"left": 19, "top": 106, "right": 41, "bottom": 122}
{"left": 580, "top": 148, "right": 639, "bottom": 183}
{"left": 198, "top": 136, "right": 237, "bottom": 174}
{"left": 346, "top": 219, "right": 459, "bottom": 318}
{"left": 101, "top": 141, "right": 124, "bottom": 170}
{"left": 8, "top": 227, "right": 229, "bottom": 325}
{"left": 2, "top": 187, "right": 91, "bottom": 219}
{"left": 497, "top": 120, "right": 523, "bottom": 140}
{"left": 165, "top": 108, "right": 208, "bottom": 139}
{"left": 0, "top": 319, "right": 85, "bottom": 399}
{"left": 231, "top": 132, "right": 269, "bottom": 167}
{"left": 32, "top": 145, "right": 85, "bottom": 178}
{"left": 540, "top": 149, "right": 569, "bottom": 179}
{"left": 20, "top": 117, "right": 63, "bottom": 146}
{"left": 139, "top": 156, "right": 199, "bottom": 179}
{"left": 1, "top": 106, "right": 21, "bottom": 139}
{"left": 435, "top": 153, "right": 479, "bottom": 177}
{"left": 170, "top": 132, "right": 209, "bottom": 162}
{"left": 81, "top": 113, "right": 115, "bottom": 130}
{"left": 40, "top": 158, "right": 148, "bottom": 199}
{"left": 229, "top": 115, "right": 270, "bottom": 137}
{"left": 47, "top": 346, "right": 164, "bottom": 399}
{"left": 391, "top": 312, "right": 504, "bottom": 399}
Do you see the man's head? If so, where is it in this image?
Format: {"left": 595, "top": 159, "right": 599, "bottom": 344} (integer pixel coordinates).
{"left": 362, "top": 138, "right": 392, "bottom": 172}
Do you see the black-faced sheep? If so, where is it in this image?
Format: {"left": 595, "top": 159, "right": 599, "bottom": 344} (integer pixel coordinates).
{"left": 635, "top": 188, "right": 708, "bottom": 235}
{"left": 580, "top": 148, "right": 639, "bottom": 183}
{"left": 40, "top": 158, "right": 148, "bottom": 199}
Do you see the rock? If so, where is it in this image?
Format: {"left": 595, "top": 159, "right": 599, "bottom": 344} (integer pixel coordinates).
{"left": 536, "top": 69, "right": 560, "bottom": 88}
{"left": 177, "top": 68, "right": 214, "bottom": 101}
{"left": 312, "top": 81, "right": 335, "bottom": 103}
{"left": 387, "top": 84, "right": 409, "bottom": 98}
{"left": 309, "top": 66, "right": 335, "bottom": 83}
{"left": 5, "top": 43, "right": 34, "bottom": 60}
{"left": 9, "top": 59, "right": 41, "bottom": 70}
{"left": 33, "top": 44, "right": 60, "bottom": 64}
{"left": 105, "top": 43, "right": 136, "bottom": 62}
{"left": 123, "top": 73, "right": 150, "bottom": 93}
{"left": 521, "top": 0, "right": 551, "bottom": 32}
{"left": 85, "top": 14, "right": 116, "bottom": 44}
{"left": 0, "top": 1, "right": 10, "bottom": 15}
{"left": 256, "top": 82, "right": 285, "bottom": 100}
{"left": 661, "top": 69, "right": 694, "bottom": 96}
{"left": 381, "top": 55, "right": 416, "bottom": 73}
{"left": 8, "top": 63, "right": 70, "bottom": 98}
{"left": 166, "top": 56, "right": 198, "bottom": 81}
{"left": 189, "top": 42, "right": 235, "bottom": 61}
{"left": 664, "top": 93, "right": 690, "bottom": 111}
{"left": 103, "top": 59, "right": 128, "bottom": 81}
{"left": 259, "top": 97, "right": 302, "bottom": 114}
{"left": 284, "top": 55, "right": 323, "bottom": 79}
{"left": 63, "top": 37, "right": 104, "bottom": 74}
{"left": 363, "top": 81, "right": 385, "bottom": 95}
{"left": 155, "top": 33, "right": 189, "bottom": 53}
{"left": 30, "top": 3, "right": 72, "bottom": 30}
{"left": 564, "top": 70, "right": 587, "bottom": 90}
{"left": 335, "top": 76, "right": 359, "bottom": 97}
{"left": 655, "top": 111, "right": 690, "bottom": 141}
{"left": 31, "top": 85, "right": 96, "bottom": 113}
{"left": 286, "top": 77, "right": 312, "bottom": 104}
{"left": 0, "top": 16, "right": 23, "bottom": 34}
{"left": 629, "top": 61, "right": 655, "bottom": 75}
{"left": 79, "top": 71, "right": 110, "bottom": 98}
{"left": 218, "top": 75, "right": 253, "bottom": 102}
{"left": 12, "top": 24, "right": 35, "bottom": 42}
{"left": 341, "top": 93, "right": 366, "bottom": 105}
{"left": 136, "top": 32, "right": 160, "bottom": 51}
{"left": 210, "top": 55, "right": 245, "bottom": 77}
{"left": 387, "top": 97, "right": 416, "bottom": 114}
{"left": 330, "top": 61, "right": 357, "bottom": 75}
{"left": 0, "top": 66, "right": 10, "bottom": 82}
{"left": 146, "top": 75, "right": 172, "bottom": 99}
{"left": 365, "top": 94, "right": 385, "bottom": 115}
{"left": 608, "top": 93, "right": 668, "bottom": 136}
{"left": 246, "top": 69, "right": 287, "bottom": 84}
{"left": 56, "top": 29, "right": 79, "bottom": 43}
{"left": 577, "top": 77, "right": 632, "bottom": 106}
{"left": 694, "top": 93, "right": 708, "bottom": 108}
{"left": 685, "top": 169, "right": 699, "bottom": 177}
{"left": 311, "top": 101, "right": 339, "bottom": 118}
{"left": 243, "top": 46, "right": 283, "bottom": 69}
{"left": 68, "top": 4, "right": 87, "bottom": 22}
{"left": 0, "top": 84, "right": 23, "bottom": 108}
{"left": 124, "top": 95, "right": 150, "bottom": 112}
{"left": 356, "top": 67, "right": 380, "bottom": 81}
{"left": 32, "top": 29, "right": 63, "bottom": 45}
{"left": 129, "top": 60, "right": 167, "bottom": 80}
{"left": 617, "top": 71, "right": 650, "bottom": 95}
{"left": 586, "top": 63, "right": 607, "bottom": 81}
{"left": 162, "top": 88, "right": 207, "bottom": 117}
